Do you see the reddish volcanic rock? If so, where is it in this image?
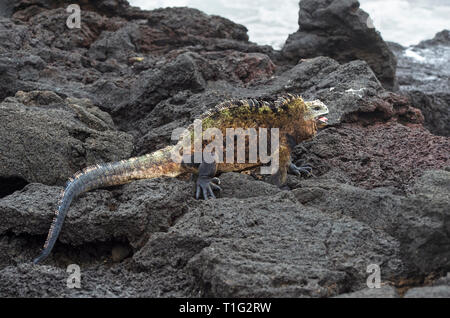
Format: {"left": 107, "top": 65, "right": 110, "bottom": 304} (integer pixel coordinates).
{"left": 343, "top": 92, "right": 425, "bottom": 126}
{"left": 294, "top": 121, "right": 450, "bottom": 192}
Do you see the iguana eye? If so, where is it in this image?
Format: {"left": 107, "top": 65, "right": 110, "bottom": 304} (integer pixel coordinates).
{"left": 314, "top": 106, "right": 321, "bottom": 110}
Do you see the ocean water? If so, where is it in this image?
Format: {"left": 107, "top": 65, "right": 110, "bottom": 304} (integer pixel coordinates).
{"left": 128, "top": 0, "right": 449, "bottom": 49}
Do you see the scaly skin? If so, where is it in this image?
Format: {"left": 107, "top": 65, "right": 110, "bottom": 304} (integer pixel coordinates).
{"left": 33, "top": 94, "right": 328, "bottom": 264}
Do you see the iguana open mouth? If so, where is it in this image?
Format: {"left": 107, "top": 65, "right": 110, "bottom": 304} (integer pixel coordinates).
{"left": 318, "top": 116, "right": 328, "bottom": 123}
{"left": 316, "top": 116, "right": 328, "bottom": 128}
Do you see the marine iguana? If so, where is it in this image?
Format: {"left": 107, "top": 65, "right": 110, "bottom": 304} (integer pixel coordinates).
{"left": 32, "top": 94, "right": 328, "bottom": 264}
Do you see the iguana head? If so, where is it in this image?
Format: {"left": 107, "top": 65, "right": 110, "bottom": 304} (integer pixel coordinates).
{"left": 271, "top": 95, "right": 329, "bottom": 145}
{"left": 304, "top": 100, "right": 329, "bottom": 129}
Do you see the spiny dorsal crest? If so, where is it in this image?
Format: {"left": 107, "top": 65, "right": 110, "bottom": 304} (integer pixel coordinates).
{"left": 199, "top": 93, "right": 302, "bottom": 120}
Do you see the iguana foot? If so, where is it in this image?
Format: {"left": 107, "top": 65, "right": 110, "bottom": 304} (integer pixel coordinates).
{"left": 288, "top": 163, "right": 314, "bottom": 177}
{"left": 196, "top": 176, "right": 222, "bottom": 200}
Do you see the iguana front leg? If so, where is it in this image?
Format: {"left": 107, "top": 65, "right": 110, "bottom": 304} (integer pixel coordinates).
{"left": 196, "top": 161, "right": 222, "bottom": 200}
{"left": 285, "top": 134, "right": 313, "bottom": 177}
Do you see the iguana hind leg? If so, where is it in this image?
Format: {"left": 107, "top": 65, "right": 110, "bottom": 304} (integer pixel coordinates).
{"left": 288, "top": 162, "right": 313, "bottom": 176}
{"left": 267, "top": 164, "right": 288, "bottom": 188}
{"left": 265, "top": 143, "right": 290, "bottom": 187}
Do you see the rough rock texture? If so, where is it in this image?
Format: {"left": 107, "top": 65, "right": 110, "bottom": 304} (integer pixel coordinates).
{"left": 417, "top": 30, "right": 450, "bottom": 48}
{"left": 282, "top": 0, "right": 398, "bottom": 91}
{"left": 289, "top": 170, "right": 450, "bottom": 276}
{"left": 0, "top": 1, "right": 448, "bottom": 298}
{"left": 388, "top": 30, "right": 450, "bottom": 136}
{"left": 0, "top": 91, "right": 134, "bottom": 187}
{"left": 170, "top": 195, "right": 401, "bottom": 297}
{"left": 0, "top": 1, "right": 15, "bottom": 17}
{"left": 404, "top": 286, "right": 450, "bottom": 298}
{"left": 404, "top": 273, "right": 450, "bottom": 298}
{"left": 291, "top": 122, "right": 449, "bottom": 192}
{"left": 334, "top": 285, "right": 399, "bottom": 298}
{"left": 0, "top": 176, "right": 404, "bottom": 297}
{"left": 405, "top": 91, "right": 449, "bottom": 137}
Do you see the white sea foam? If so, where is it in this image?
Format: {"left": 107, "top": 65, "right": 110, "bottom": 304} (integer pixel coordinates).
{"left": 404, "top": 48, "right": 426, "bottom": 62}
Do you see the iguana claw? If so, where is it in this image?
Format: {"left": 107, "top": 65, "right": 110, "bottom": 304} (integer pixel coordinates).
{"left": 288, "top": 163, "right": 314, "bottom": 177}
{"left": 196, "top": 176, "right": 222, "bottom": 200}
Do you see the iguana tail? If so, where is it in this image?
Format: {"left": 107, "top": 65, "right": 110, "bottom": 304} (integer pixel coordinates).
{"left": 33, "top": 145, "right": 182, "bottom": 264}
